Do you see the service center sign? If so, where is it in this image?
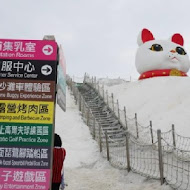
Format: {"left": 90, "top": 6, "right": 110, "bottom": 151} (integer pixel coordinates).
{"left": 0, "top": 39, "right": 57, "bottom": 190}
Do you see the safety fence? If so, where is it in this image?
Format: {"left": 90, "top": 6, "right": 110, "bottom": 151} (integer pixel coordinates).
{"left": 67, "top": 75, "right": 190, "bottom": 190}
{"left": 83, "top": 74, "right": 190, "bottom": 151}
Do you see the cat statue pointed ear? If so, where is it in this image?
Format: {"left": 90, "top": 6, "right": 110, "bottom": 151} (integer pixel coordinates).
{"left": 135, "top": 28, "right": 190, "bottom": 80}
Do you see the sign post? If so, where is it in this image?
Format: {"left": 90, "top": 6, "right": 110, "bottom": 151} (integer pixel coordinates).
{"left": 0, "top": 39, "right": 58, "bottom": 190}
{"left": 57, "top": 45, "right": 66, "bottom": 112}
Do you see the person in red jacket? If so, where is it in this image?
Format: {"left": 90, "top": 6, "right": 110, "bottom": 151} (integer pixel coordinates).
{"left": 52, "top": 133, "right": 66, "bottom": 190}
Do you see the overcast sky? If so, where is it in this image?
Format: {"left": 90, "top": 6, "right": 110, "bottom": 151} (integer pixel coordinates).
{"left": 1, "top": 0, "right": 190, "bottom": 79}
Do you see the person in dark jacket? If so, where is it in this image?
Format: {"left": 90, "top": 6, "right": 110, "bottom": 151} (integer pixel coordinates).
{"left": 52, "top": 133, "right": 66, "bottom": 190}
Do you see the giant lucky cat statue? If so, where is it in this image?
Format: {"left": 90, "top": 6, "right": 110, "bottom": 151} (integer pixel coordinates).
{"left": 135, "top": 28, "right": 190, "bottom": 80}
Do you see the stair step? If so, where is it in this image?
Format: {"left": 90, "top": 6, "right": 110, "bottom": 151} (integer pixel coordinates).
{"left": 78, "top": 83, "right": 126, "bottom": 144}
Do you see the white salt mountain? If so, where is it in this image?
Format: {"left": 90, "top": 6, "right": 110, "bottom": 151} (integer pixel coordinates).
{"left": 102, "top": 76, "right": 190, "bottom": 138}
{"left": 55, "top": 86, "right": 172, "bottom": 190}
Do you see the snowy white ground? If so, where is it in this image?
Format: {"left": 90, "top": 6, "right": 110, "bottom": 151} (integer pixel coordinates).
{"left": 102, "top": 77, "right": 190, "bottom": 137}
{"left": 55, "top": 87, "right": 172, "bottom": 190}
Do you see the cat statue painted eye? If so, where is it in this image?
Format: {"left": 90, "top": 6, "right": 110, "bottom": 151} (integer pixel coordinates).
{"left": 149, "top": 44, "right": 163, "bottom": 51}
{"left": 176, "top": 47, "right": 186, "bottom": 55}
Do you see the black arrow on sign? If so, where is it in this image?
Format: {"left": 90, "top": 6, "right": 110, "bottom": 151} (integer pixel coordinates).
{"left": 42, "top": 67, "right": 51, "bottom": 73}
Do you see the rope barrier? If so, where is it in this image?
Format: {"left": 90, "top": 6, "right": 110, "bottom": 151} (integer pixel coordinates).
{"left": 67, "top": 74, "right": 190, "bottom": 190}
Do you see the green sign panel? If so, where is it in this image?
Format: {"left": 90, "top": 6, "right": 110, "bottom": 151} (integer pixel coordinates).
{"left": 0, "top": 122, "right": 52, "bottom": 146}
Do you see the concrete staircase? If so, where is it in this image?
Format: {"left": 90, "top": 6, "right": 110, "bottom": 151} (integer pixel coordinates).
{"left": 78, "top": 83, "right": 126, "bottom": 143}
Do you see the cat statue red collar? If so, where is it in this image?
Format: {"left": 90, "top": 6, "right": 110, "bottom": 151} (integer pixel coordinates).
{"left": 135, "top": 28, "right": 190, "bottom": 80}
